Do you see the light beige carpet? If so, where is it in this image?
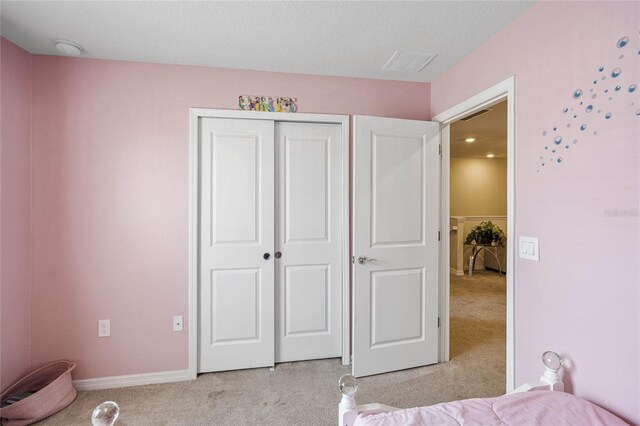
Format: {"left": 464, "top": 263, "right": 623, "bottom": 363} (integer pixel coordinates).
{"left": 38, "top": 271, "right": 505, "bottom": 425}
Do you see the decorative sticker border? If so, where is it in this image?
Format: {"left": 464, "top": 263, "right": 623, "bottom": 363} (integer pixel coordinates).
{"left": 238, "top": 96, "right": 297, "bottom": 113}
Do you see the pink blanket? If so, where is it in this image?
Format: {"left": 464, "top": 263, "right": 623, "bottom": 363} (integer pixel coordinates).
{"left": 354, "top": 391, "right": 627, "bottom": 426}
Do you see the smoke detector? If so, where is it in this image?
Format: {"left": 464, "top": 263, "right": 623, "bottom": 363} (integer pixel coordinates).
{"left": 383, "top": 50, "right": 437, "bottom": 73}
{"left": 55, "top": 40, "right": 83, "bottom": 56}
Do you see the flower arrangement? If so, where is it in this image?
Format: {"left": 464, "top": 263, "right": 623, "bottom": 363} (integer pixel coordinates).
{"left": 464, "top": 221, "right": 506, "bottom": 246}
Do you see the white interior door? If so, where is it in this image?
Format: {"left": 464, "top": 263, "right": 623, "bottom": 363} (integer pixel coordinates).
{"left": 352, "top": 115, "right": 440, "bottom": 377}
{"left": 198, "top": 117, "right": 275, "bottom": 373}
{"left": 275, "top": 122, "right": 343, "bottom": 362}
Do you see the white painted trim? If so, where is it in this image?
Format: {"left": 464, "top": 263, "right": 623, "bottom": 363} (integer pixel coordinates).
{"left": 188, "top": 109, "right": 199, "bottom": 380}
{"left": 73, "top": 369, "right": 191, "bottom": 391}
{"left": 432, "top": 78, "right": 514, "bottom": 124}
{"left": 350, "top": 116, "right": 356, "bottom": 370}
{"left": 450, "top": 215, "right": 507, "bottom": 220}
{"left": 190, "top": 108, "right": 348, "bottom": 125}
{"left": 506, "top": 79, "right": 516, "bottom": 393}
{"left": 341, "top": 116, "right": 351, "bottom": 366}
{"left": 188, "top": 109, "right": 351, "bottom": 377}
{"left": 439, "top": 124, "right": 451, "bottom": 363}
{"left": 433, "top": 76, "right": 516, "bottom": 392}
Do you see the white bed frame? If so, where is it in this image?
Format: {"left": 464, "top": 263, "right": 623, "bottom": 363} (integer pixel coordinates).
{"left": 339, "top": 353, "right": 564, "bottom": 426}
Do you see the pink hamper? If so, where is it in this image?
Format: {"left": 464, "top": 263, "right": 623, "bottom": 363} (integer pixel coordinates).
{"left": 0, "top": 361, "right": 77, "bottom": 426}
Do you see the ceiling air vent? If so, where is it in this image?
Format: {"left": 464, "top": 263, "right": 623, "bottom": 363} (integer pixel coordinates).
{"left": 460, "top": 109, "right": 492, "bottom": 121}
{"left": 383, "top": 50, "right": 437, "bottom": 73}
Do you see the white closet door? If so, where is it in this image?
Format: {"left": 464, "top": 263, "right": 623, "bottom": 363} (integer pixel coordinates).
{"left": 275, "top": 122, "right": 343, "bottom": 362}
{"left": 352, "top": 115, "right": 440, "bottom": 377}
{"left": 198, "top": 117, "right": 275, "bottom": 373}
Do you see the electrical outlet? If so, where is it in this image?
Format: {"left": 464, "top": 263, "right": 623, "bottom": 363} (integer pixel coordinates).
{"left": 98, "top": 319, "right": 110, "bottom": 337}
{"left": 173, "top": 315, "right": 183, "bottom": 332}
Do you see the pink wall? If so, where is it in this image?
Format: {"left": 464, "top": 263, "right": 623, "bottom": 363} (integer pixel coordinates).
{"left": 432, "top": 2, "right": 639, "bottom": 423}
{"left": 29, "top": 56, "right": 430, "bottom": 380}
{"left": 1, "top": 38, "right": 32, "bottom": 389}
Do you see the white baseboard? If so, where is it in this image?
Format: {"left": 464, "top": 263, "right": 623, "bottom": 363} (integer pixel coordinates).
{"left": 73, "top": 369, "right": 193, "bottom": 391}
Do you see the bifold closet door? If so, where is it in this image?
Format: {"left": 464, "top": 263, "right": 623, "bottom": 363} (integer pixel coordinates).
{"left": 275, "top": 122, "right": 343, "bottom": 362}
{"left": 198, "top": 117, "right": 275, "bottom": 373}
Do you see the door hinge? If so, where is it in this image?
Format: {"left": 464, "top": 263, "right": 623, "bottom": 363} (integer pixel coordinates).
{"left": 352, "top": 256, "right": 355, "bottom": 264}
{"left": 438, "top": 317, "right": 441, "bottom": 328}
{"left": 439, "top": 144, "right": 442, "bottom": 155}
{"left": 438, "top": 231, "right": 441, "bottom": 241}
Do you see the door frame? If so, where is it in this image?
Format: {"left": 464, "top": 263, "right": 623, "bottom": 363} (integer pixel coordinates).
{"left": 432, "top": 76, "right": 516, "bottom": 391}
{"left": 188, "top": 108, "right": 350, "bottom": 379}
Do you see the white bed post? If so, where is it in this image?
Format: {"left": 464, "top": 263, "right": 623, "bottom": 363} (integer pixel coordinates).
{"left": 511, "top": 351, "right": 565, "bottom": 393}
{"left": 338, "top": 375, "right": 359, "bottom": 426}
{"left": 540, "top": 363, "right": 564, "bottom": 391}
{"left": 338, "top": 375, "right": 401, "bottom": 425}
{"left": 339, "top": 393, "right": 358, "bottom": 426}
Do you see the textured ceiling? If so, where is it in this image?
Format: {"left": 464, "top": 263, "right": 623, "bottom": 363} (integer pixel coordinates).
{"left": 451, "top": 100, "right": 507, "bottom": 158}
{"left": 0, "top": 1, "right": 535, "bottom": 82}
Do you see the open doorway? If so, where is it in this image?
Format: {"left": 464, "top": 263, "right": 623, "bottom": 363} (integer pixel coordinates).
{"left": 434, "top": 77, "right": 516, "bottom": 392}
{"left": 448, "top": 100, "right": 507, "bottom": 396}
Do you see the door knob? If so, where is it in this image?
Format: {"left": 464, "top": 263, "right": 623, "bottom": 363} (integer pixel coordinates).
{"left": 263, "top": 253, "right": 271, "bottom": 260}
{"left": 357, "top": 256, "right": 378, "bottom": 265}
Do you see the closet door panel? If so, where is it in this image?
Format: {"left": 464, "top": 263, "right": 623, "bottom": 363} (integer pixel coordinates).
{"left": 275, "top": 122, "right": 343, "bottom": 362}
{"left": 198, "top": 117, "right": 275, "bottom": 373}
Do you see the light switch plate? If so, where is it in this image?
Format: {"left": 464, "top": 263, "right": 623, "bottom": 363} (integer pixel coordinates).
{"left": 519, "top": 236, "right": 539, "bottom": 261}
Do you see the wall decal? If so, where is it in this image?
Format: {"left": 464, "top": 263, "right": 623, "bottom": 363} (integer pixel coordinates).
{"left": 537, "top": 33, "right": 639, "bottom": 173}
{"left": 238, "top": 95, "right": 297, "bottom": 113}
